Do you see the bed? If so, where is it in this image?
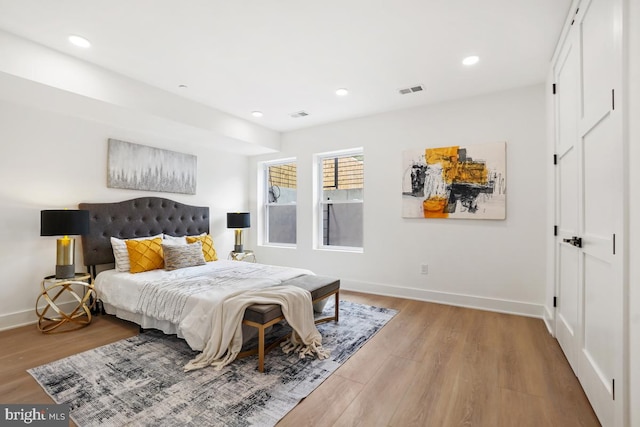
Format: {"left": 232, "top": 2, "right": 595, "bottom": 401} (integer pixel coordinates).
{"left": 79, "top": 197, "right": 335, "bottom": 370}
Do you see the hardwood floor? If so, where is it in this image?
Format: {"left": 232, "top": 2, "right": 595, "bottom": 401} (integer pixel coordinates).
{"left": 0, "top": 291, "right": 600, "bottom": 426}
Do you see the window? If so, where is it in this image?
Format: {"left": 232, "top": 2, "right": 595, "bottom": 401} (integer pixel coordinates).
{"left": 316, "top": 149, "right": 364, "bottom": 250}
{"left": 262, "top": 159, "right": 297, "bottom": 246}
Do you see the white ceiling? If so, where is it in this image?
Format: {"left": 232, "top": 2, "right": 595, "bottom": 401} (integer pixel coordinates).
{"left": 0, "top": 0, "right": 572, "bottom": 132}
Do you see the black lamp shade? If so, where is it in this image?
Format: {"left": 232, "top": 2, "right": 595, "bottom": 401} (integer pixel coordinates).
{"left": 226, "top": 212, "right": 250, "bottom": 229}
{"left": 41, "top": 210, "right": 90, "bottom": 236}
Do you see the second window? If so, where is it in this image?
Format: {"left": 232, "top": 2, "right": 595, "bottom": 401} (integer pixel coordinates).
{"left": 317, "top": 149, "right": 364, "bottom": 250}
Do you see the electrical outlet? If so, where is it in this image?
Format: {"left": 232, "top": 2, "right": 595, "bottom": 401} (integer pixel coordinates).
{"left": 420, "top": 264, "right": 429, "bottom": 275}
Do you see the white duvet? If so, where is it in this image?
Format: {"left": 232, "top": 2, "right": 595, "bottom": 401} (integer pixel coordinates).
{"left": 95, "top": 260, "right": 313, "bottom": 351}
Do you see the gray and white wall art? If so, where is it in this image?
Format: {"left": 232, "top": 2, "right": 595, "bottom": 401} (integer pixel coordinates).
{"left": 107, "top": 139, "right": 197, "bottom": 195}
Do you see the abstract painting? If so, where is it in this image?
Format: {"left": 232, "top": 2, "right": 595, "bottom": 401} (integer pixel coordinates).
{"left": 107, "top": 139, "right": 197, "bottom": 194}
{"left": 402, "top": 142, "right": 506, "bottom": 219}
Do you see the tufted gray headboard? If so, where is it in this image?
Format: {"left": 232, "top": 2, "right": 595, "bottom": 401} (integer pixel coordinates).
{"left": 79, "top": 197, "right": 209, "bottom": 269}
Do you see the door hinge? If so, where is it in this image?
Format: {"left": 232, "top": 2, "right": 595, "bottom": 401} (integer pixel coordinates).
{"left": 570, "top": 7, "right": 579, "bottom": 25}
{"left": 613, "top": 233, "right": 616, "bottom": 255}
{"left": 554, "top": 225, "right": 558, "bottom": 236}
{"left": 612, "top": 89, "right": 615, "bottom": 110}
{"left": 612, "top": 379, "right": 615, "bottom": 400}
{"left": 553, "top": 296, "right": 557, "bottom": 308}
{"left": 552, "top": 83, "right": 557, "bottom": 94}
{"left": 553, "top": 154, "right": 558, "bottom": 165}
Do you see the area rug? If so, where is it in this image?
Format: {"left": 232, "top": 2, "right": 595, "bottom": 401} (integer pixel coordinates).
{"left": 28, "top": 300, "right": 397, "bottom": 427}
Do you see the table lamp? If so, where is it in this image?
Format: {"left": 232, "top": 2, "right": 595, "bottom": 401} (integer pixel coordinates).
{"left": 41, "top": 209, "right": 90, "bottom": 279}
{"left": 226, "top": 212, "right": 250, "bottom": 253}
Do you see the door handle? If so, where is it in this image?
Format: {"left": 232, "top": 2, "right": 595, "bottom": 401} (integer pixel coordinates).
{"left": 562, "top": 236, "right": 582, "bottom": 248}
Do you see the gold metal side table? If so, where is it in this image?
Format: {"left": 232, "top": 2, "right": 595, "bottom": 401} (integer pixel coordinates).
{"left": 36, "top": 273, "right": 96, "bottom": 333}
{"left": 228, "top": 250, "right": 256, "bottom": 262}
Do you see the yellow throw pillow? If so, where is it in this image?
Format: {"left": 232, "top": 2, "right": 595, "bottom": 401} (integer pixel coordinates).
{"left": 125, "top": 237, "right": 164, "bottom": 273}
{"left": 186, "top": 234, "right": 218, "bottom": 262}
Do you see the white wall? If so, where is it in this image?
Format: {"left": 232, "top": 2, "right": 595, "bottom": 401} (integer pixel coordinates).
{"left": 0, "top": 94, "right": 250, "bottom": 330}
{"left": 627, "top": 0, "right": 639, "bottom": 424}
{"left": 250, "top": 84, "right": 547, "bottom": 317}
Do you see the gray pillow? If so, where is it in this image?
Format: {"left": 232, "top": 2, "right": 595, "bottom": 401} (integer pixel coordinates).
{"left": 163, "top": 241, "right": 206, "bottom": 270}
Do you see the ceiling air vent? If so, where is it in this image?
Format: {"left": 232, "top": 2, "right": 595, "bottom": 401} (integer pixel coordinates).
{"left": 290, "top": 110, "right": 310, "bottom": 118}
{"left": 399, "top": 84, "right": 424, "bottom": 95}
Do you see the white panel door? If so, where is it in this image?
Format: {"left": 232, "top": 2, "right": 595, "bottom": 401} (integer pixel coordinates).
{"left": 576, "top": 0, "right": 623, "bottom": 424}
{"left": 553, "top": 0, "right": 624, "bottom": 425}
{"left": 554, "top": 31, "right": 580, "bottom": 374}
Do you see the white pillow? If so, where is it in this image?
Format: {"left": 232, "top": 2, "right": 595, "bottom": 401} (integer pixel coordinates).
{"left": 162, "top": 232, "right": 206, "bottom": 246}
{"left": 162, "top": 234, "right": 187, "bottom": 245}
{"left": 111, "top": 235, "right": 162, "bottom": 272}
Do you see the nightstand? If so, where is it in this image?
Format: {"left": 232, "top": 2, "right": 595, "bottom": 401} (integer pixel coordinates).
{"left": 36, "top": 273, "right": 96, "bottom": 333}
{"left": 228, "top": 250, "right": 256, "bottom": 262}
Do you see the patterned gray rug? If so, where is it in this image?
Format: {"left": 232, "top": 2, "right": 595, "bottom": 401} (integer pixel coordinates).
{"left": 28, "top": 300, "right": 397, "bottom": 427}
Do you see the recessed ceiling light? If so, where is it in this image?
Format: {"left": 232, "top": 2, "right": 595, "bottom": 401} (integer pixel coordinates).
{"left": 462, "top": 55, "right": 479, "bottom": 66}
{"left": 68, "top": 35, "right": 91, "bottom": 48}
{"left": 178, "top": 84, "right": 188, "bottom": 89}
{"left": 335, "top": 88, "right": 349, "bottom": 96}
{"left": 252, "top": 111, "right": 264, "bottom": 118}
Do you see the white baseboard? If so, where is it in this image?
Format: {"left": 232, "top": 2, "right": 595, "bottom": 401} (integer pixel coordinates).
{"left": 0, "top": 301, "right": 79, "bottom": 332}
{"left": 543, "top": 305, "right": 555, "bottom": 335}
{"left": 341, "top": 279, "right": 545, "bottom": 318}
{"left": 0, "top": 310, "right": 36, "bottom": 331}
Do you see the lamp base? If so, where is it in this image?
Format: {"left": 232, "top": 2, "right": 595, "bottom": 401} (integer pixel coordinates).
{"left": 234, "top": 229, "right": 244, "bottom": 254}
{"left": 55, "top": 264, "right": 75, "bottom": 279}
{"left": 55, "top": 236, "right": 75, "bottom": 279}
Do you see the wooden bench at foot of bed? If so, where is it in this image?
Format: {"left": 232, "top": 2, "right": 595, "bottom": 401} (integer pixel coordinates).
{"left": 237, "top": 275, "right": 340, "bottom": 372}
